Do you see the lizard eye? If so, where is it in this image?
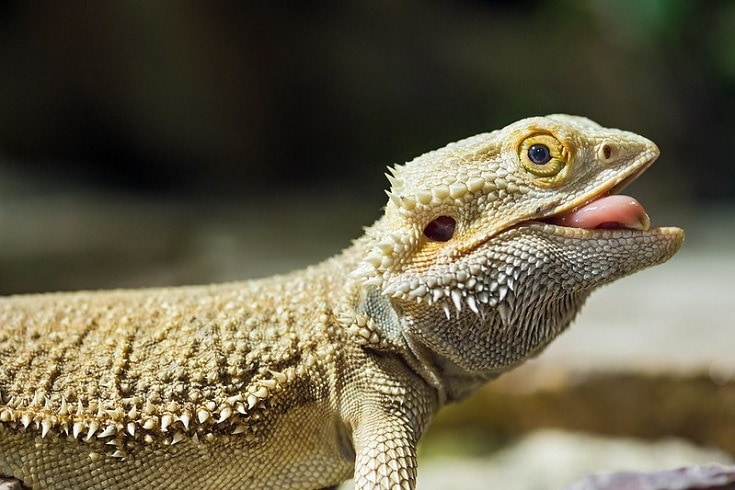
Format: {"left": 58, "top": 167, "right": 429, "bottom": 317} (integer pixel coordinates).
{"left": 423, "top": 216, "right": 456, "bottom": 242}
{"left": 527, "top": 144, "right": 551, "bottom": 165}
{"left": 518, "top": 134, "right": 568, "bottom": 178}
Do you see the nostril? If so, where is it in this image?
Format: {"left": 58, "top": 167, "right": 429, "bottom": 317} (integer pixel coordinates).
{"left": 599, "top": 143, "right": 616, "bottom": 162}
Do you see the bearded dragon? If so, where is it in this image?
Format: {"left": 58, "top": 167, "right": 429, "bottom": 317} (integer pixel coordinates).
{"left": 0, "top": 115, "right": 684, "bottom": 489}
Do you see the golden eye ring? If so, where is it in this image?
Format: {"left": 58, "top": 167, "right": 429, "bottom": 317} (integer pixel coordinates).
{"left": 518, "top": 134, "right": 567, "bottom": 177}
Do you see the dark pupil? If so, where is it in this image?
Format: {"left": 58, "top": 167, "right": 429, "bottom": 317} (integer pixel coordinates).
{"left": 528, "top": 144, "right": 551, "bottom": 165}
{"left": 423, "top": 216, "right": 456, "bottom": 242}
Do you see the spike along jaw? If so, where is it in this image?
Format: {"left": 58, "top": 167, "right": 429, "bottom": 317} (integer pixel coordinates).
{"left": 353, "top": 115, "right": 684, "bottom": 379}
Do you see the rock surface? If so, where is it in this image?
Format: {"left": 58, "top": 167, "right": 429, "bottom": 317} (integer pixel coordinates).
{"left": 568, "top": 463, "right": 735, "bottom": 490}
{"left": 340, "top": 430, "right": 733, "bottom": 490}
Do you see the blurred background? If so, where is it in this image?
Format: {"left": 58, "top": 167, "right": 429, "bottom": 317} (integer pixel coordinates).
{"left": 1, "top": 1, "right": 733, "bottom": 488}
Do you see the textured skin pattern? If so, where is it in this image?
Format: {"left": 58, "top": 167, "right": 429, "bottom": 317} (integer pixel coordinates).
{"left": 0, "top": 115, "right": 684, "bottom": 489}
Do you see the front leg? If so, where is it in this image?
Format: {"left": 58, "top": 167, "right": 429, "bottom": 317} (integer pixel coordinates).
{"left": 352, "top": 412, "right": 420, "bottom": 490}
{"left": 346, "top": 352, "right": 438, "bottom": 490}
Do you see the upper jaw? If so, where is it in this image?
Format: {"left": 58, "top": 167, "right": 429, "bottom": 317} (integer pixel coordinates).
{"left": 537, "top": 148, "right": 660, "bottom": 233}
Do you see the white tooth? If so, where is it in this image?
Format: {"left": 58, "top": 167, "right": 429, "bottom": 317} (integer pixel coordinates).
{"left": 86, "top": 422, "right": 99, "bottom": 440}
{"left": 386, "top": 191, "right": 402, "bottom": 207}
{"left": 98, "top": 425, "right": 117, "bottom": 438}
{"left": 171, "top": 432, "right": 185, "bottom": 445}
{"left": 496, "top": 303, "right": 510, "bottom": 326}
{"left": 410, "top": 285, "right": 428, "bottom": 299}
{"left": 217, "top": 407, "right": 232, "bottom": 424}
{"left": 161, "top": 414, "right": 173, "bottom": 432}
{"left": 31, "top": 391, "right": 42, "bottom": 407}
{"left": 73, "top": 422, "right": 83, "bottom": 439}
{"left": 442, "top": 304, "right": 452, "bottom": 320}
{"left": 41, "top": 420, "right": 51, "bottom": 438}
{"left": 451, "top": 290, "right": 463, "bottom": 312}
{"left": 467, "top": 295, "right": 479, "bottom": 315}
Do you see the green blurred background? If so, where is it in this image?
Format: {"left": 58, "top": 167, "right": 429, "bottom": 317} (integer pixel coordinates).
{"left": 0, "top": 0, "right": 732, "bottom": 292}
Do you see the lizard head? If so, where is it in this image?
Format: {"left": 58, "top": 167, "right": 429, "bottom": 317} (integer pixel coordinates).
{"left": 351, "top": 114, "right": 684, "bottom": 392}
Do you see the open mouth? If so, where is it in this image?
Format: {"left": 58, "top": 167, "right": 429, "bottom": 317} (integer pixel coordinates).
{"left": 541, "top": 157, "right": 655, "bottom": 232}
{"left": 544, "top": 193, "right": 650, "bottom": 231}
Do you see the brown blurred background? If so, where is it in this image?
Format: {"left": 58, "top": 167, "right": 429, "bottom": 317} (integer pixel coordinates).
{"left": 1, "top": 1, "right": 733, "bottom": 294}
{"left": 3, "top": 1, "right": 733, "bottom": 198}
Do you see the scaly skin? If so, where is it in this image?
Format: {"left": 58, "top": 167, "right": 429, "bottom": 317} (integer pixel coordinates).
{"left": 0, "top": 115, "right": 684, "bottom": 489}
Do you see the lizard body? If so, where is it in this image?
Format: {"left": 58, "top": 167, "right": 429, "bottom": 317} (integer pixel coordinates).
{"left": 0, "top": 115, "right": 684, "bottom": 489}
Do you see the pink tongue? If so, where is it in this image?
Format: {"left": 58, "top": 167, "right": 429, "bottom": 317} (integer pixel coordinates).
{"left": 548, "top": 195, "right": 651, "bottom": 230}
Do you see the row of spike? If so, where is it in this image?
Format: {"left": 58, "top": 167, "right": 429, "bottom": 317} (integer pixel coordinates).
{"left": 385, "top": 177, "right": 488, "bottom": 213}
{"left": 383, "top": 161, "right": 511, "bottom": 212}
{"left": 0, "top": 402, "right": 259, "bottom": 446}
{"left": 377, "top": 262, "right": 524, "bottom": 323}
{"left": 0, "top": 368, "right": 295, "bottom": 442}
